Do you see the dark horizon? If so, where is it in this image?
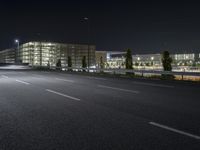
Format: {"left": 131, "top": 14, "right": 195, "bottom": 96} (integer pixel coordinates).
{"left": 1, "top": 0, "right": 200, "bottom": 54}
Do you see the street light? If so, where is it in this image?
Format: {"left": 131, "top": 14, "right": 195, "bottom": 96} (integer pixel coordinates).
{"left": 151, "top": 57, "right": 154, "bottom": 69}
{"left": 15, "top": 39, "right": 20, "bottom": 63}
{"left": 84, "top": 17, "right": 90, "bottom": 71}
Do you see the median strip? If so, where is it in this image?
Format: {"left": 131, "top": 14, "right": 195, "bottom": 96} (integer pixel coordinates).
{"left": 149, "top": 122, "right": 200, "bottom": 140}
{"left": 46, "top": 89, "right": 80, "bottom": 101}
{"left": 98, "top": 85, "right": 139, "bottom": 94}
{"left": 15, "top": 80, "right": 30, "bottom": 85}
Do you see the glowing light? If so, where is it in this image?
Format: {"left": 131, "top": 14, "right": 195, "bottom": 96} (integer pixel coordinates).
{"left": 84, "top": 17, "right": 89, "bottom": 20}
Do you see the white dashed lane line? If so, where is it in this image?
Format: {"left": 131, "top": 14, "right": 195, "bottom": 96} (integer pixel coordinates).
{"left": 15, "top": 80, "right": 30, "bottom": 85}
{"left": 87, "top": 77, "right": 107, "bottom": 81}
{"left": 1, "top": 75, "right": 9, "bottom": 79}
{"left": 98, "top": 85, "right": 140, "bottom": 94}
{"left": 149, "top": 122, "right": 200, "bottom": 140}
{"left": 46, "top": 89, "right": 80, "bottom": 101}
{"left": 55, "top": 78, "right": 74, "bottom": 83}
{"left": 132, "top": 81, "right": 174, "bottom": 88}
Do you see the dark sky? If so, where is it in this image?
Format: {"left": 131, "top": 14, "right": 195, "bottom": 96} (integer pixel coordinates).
{"left": 1, "top": 0, "right": 200, "bottom": 54}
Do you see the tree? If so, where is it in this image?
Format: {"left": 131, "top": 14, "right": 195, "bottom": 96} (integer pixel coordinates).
{"left": 146, "top": 62, "right": 150, "bottom": 66}
{"left": 47, "top": 61, "right": 50, "bottom": 69}
{"left": 162, "top": 51, "right": 174, "bottom": 79}
{"left": 192, "top": 62, "right": 196, "bottom": 67}
{"left": 121, "top": 62, "right": 125, "bottom": 68}
{"left": 82, "top": 56, "right": 87, "bottom": 71}
{"left": 105, "top": 63, "right": 109, "bottom": 68}
{"left": 100, "top": 56, "right": 104, "bottom": 69}
{"left": 135, "top": 62, "right": 139, "bottom": 66}
{"left": 56, "top": 59, "right": 61, "bottom": 70}
{"left": 125, "top": 49, "right": 133, "bottom": 69}
{"left": 162, "top": 51, "right": 172, "bottom": 71}
{"left": 68, "top": 56, "right": 72, "bottom": 71}
{"left": 151, "top": 61, "right": 154, "bottom": 66}
{"left": 125, "top": 49, "right": 134, "bottom": 76}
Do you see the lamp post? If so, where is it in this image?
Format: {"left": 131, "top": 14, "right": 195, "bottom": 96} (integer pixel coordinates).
{"left": 15, "top": 39, "right": 20, "bottom": 63}
{"left": 151, "top": 57, "right": 154, "bottom": 70}
{"left": 84, "top": 17, "right": 90, "bottom": 71}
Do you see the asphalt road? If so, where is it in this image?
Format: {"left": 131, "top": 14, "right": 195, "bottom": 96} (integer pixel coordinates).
{"left": 0, "top": 70, "right": 200, "bottom": 150}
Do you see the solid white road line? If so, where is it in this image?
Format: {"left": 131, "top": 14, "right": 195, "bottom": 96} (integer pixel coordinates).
{"left": 32, "top": 74, "right": 44, "bottom": 77}
{"left": 15, "top": 80, "right": 30, "bottom": 85}
{"left": 46, "top": 89, "right": 80, "bottom": 101}
{"left": 132, "top": 81, "right": 174, "bottom": 88}
{"left": 87, "top": 77, "right": 107, "bottom": 81}
{"left": 55, "top": 78, "right": 74, "bottom": 83}
{"left": 98, "top": 85, "right": 139, "bottom": 94}
{"left": 149, "top": 122, "right": 200, "bottom": 140}
{"left": 43, "top": 72, "right": 50, "bottom": 74}
{"left": 1, "top": 75, "right": 9, "bottom": 79}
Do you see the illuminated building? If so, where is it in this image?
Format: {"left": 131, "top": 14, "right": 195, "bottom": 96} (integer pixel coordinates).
{"left": 95, "top": 51, "right": 200, "bottom": 69}
{"left": 95, "top": 51, "right": 107, "bottom": 68}
{"left": 0, "top": 48, "right": 16, "bottom": 64}
{"left": 15, "top": 42, "right": 95, "bottom": 68}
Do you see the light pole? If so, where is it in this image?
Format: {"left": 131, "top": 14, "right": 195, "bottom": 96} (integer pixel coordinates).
{"left": 151, "top": 57, "right": 154, "bottom": 70}
{"left": 84, "top": 17, "right": 90, "bottom": 71}
{"left": 15, "top": 39, "right": 20, "bottom": 63}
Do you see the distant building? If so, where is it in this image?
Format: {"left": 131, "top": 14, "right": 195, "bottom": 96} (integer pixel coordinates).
{"left": 20, "top": 42, "right": 96, "bottom": 68}
{"left": 95, "top": 51, "right": 126, "bottom": 68}
{"left": 106, "top": 51, "right": 126, "bottom": 68}
{"left": 0, "top": 48, "right": 16, "bottom": 64}
{"left": 1, "top": 45, "right": 200, "bottom": 70}
{"left": 0, "top": 42, "right": 96, "bottom": 68}
{"left": 95, "top": 51, "right": 200, "bottom": 69}
{"left": 171, "top": 53, "right": 199, "bottom": 66}
{"left": 132, "top": 54, "right": 162, "bottom": 67}
{"left": 95, "top": 51, "right": 107, "bottom": 68}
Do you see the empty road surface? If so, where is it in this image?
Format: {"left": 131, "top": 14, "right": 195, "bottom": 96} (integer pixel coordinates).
{"left": 0, "top": 70, "right": 200, "bottom": 149}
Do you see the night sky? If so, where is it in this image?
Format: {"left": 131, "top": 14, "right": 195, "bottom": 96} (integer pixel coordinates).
{"left": 1, "top": 0, "right": 200, "bottom": 54}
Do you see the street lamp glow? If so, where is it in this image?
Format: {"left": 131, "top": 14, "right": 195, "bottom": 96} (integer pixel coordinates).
{"left": 15, "top": 39, "right": 20, "bottom": 63}
{"left": 151, "top": 57, "right": 154, "bottom": 60}
{"left": 83, "top": 17, "right": 90, "bottom": 70}
{"left": 84, "top": 17, "right": 89, "bottom": 20}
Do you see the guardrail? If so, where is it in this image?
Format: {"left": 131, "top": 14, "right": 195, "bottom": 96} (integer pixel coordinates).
{"left": 43, "top": 66, "right": 200, "bottom": 80}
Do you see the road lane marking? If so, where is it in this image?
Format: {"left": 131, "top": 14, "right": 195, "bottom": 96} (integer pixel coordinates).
{"left": 132, "top": 81, "right": 174, "bottom": 88}
{"left": 32, "top": 74, "right": 44, "bottom": 77}
{"left": 55, "top": 78, "right": 74, "bottom": 83}
{"left": 46, "top": 89, "right": 80, "bottom": 101}
{"left": 98, "top": 85, "right": 139, "bottom": 94}
{"left": 15, "top": 80, "right": 30, "bottom": 85}
{"left": 43, "top": 72, "right": 50, "bottom": 74}
{"left": 149, "top": 122, "right": 200, "bottom": 140}
{"left": 31, "top": 74, "right": 47, "bottom": 80}
{"left": 87, "top": 77, "right": 107, "bottom": 81}
{"left": 1, "top": 75, "right": 9, "bottom": 79}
